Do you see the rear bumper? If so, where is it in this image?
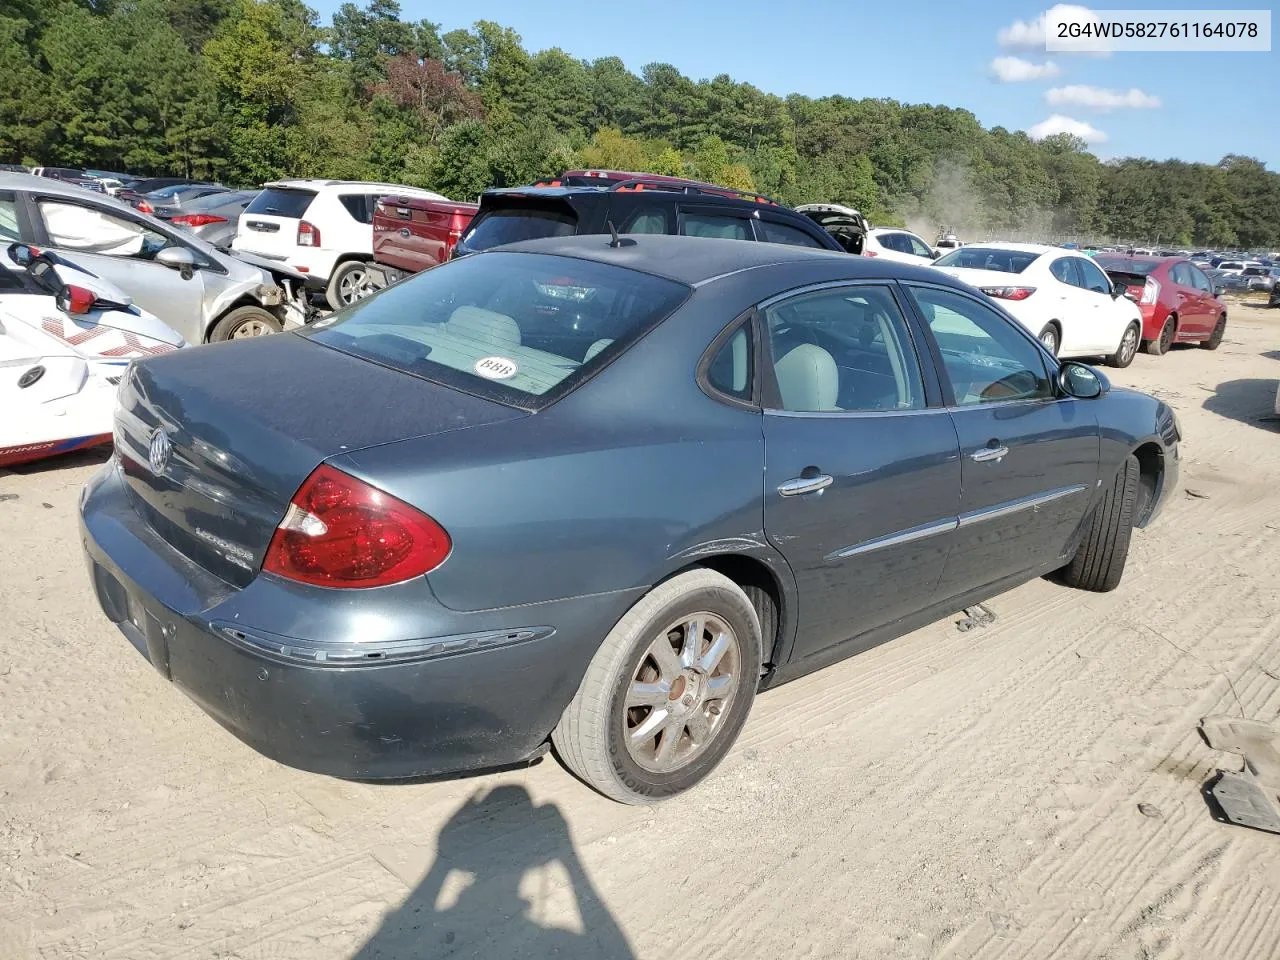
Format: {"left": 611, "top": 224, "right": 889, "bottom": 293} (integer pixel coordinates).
{"left": 80, "top": 462, "right": 637, "bottom": 779}
{"left": 1139, "top": 304, "right": 1165, "bottom": 341}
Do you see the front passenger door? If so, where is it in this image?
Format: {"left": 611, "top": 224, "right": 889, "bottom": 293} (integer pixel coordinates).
{"left": 905, "top": 283, "right": 1099, "bottom": 598}
{"left": 32, "top": 196, "right": 207, "bottom": 330}
{"left": 760, "top": 283, "right": 962, "bottom": 664}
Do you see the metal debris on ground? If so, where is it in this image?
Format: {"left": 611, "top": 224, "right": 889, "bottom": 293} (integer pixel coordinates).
{"left": 956, "top": 603, "right": 997, "bottom": 632}
{"left": 1198, "top": 715, "right": 1280, "bottom": 834}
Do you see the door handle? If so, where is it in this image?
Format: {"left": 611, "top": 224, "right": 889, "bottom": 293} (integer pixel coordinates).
{"left": 398, "top": 227, "right": 412, "bottom": 238}
{"left": 971, "top": 445, "right": 1009, "bottom": 463}
{"left": 777, "top": 474, "right": 833, "bottom": 497}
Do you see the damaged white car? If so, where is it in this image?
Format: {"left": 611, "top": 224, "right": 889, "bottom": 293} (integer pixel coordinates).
{"left": 0, "top": 243, "right": 185, "bottom": 468}
{"left": 1, "top": 172, "right": 316, "bottom": 344}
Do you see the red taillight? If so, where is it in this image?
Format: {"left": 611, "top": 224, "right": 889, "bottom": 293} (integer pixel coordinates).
{"left": 1140, "top": 278, "right": 1159, "bottom": 305}
{"left": 262, "top": 464, "right": 451, "bottom": 588}
{"left": 171, "top": 213, "right": 227, "bottom": 227}
{"left": 297, "top": 220, "right": 321, "bottom": 247}
{"left": 59, "top": 284, "right": 97, "bottom": 314}
{"left": 136, "top": 200, "right": 154, "bottom": 215}
{"left": 980, "top": 286, "right": 1037, "bottom": 301}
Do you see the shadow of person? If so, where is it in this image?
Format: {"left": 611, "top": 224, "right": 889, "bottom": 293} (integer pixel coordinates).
{"left": 1203, "top": 378, "right": 1280, "bottom": 431}
{"left": 351, "top": 785, "right": 635, "bottom": 960}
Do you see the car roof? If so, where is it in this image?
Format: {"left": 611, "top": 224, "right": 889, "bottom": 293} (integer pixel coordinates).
{"left": 491, "top": 233, "right": 955, "bottom": 287}
{"left": 480, "top": 184, "right": 785, "bottom": 213}
{"left": 1094, "top": 253, "right": 1170, "bottom": 265}
{"left": 949, "top": 241, "right": 1066, "bottom": 255}
{"left": 0, "top": 171, "right": 141, "bottom": 208}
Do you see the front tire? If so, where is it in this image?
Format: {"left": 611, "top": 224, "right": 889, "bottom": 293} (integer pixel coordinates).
{"left": 1146, "top": 316, "right": 1174, "bottom": 356}
{"left": 553, "top": 568, "right": 762, "bottom": 804}
{"left": 1061, "top": 454, "right": 1139, "bottom": 593}
{"left": 209, "top": 306, "right": 282, "bottom": 342}
{"left": 1200, "top": 315, "right": 1226, "bottom": 350}
{"left": 1106, "top": 322, "right": 1140, "bottom": 368}
{"left": 326, "top": 260, "right": 372, "bottom": 310}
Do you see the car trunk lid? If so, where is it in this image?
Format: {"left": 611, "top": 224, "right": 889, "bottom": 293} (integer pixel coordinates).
{"left": 113, "top": 333, "right": 526, "bottom": 587}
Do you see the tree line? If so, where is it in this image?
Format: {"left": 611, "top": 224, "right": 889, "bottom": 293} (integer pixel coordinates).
{"left": 3, "top": 0, "right": 1278, "bottom": 248}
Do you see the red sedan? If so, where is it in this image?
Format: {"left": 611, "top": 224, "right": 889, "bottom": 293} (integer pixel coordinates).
{"left": 1094, "top": 255, "right": 1226, "bottom": 355}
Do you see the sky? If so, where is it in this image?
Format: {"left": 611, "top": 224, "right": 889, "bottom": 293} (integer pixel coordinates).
{"left": 310, "top": 0, "right": 1278, "bottom": 167}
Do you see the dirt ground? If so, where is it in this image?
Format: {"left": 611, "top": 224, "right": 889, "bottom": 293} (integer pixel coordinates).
{"left": 2, "top": 304, "right": 1279, "bottom": 960}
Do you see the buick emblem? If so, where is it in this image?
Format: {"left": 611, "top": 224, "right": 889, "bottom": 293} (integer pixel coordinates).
{"left": 148, "top": 429, "right": 172, "bottom": 475}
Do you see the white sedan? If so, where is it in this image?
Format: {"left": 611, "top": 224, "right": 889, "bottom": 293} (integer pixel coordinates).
{"left": 932, "top": 242, "right": 1143, "bottom": 367}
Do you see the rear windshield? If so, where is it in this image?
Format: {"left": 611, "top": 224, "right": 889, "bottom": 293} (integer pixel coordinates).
{"left": 304, "top": 251, "right": 689, "bottom": 409}
{"left": 933, "top": 247, "right": 1040, "bottom": 273}
{"left": 1094, "top": 257, "right": 1158, "bottom": 276}
{"left": 462, "top": 207, "right": 577, "bottom": 252}
{"left": 245, "top": 187, "right": 317, "bottom": 219}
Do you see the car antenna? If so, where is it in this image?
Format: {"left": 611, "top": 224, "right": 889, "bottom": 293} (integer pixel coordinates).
{"left": 606, "top": 220, "right": 635, "bottom": 248}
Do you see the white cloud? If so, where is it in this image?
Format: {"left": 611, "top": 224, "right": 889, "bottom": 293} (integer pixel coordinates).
{"left": 998, "top": 5, "right": 1108, "bottom": 54}
{"left": 990, "top": 56, "right": 1062, "bottom": 82}
{"left": 1045, "top": 85, "right": 1161, "bottom": 110}
{"left": 1027, "top": 114, "right": 1108, "bottom": 143}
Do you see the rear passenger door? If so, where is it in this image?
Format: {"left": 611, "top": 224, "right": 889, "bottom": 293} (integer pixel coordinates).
{"left": 677, "top": 206, "right": 753, "bottom": 242}
{"left": 904, "top": 283, "right": 1099, "bottom": 598}
{"left": 760, "top": 282, "right": 962, "bottom": 664}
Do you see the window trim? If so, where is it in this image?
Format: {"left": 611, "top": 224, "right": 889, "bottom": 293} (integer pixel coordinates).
{"left": 1074, "top": 256, "right": 1113, "bottom": 296}
{"left": 899, "top": 279, "right": 1064, "bottom": 410}
{"left": 753, "top": 214, "right": 830, "bottom": 250}
{"left": 676, "top": 205, "right": 755, "bottom": 242}
{"left": 754, "top": 279, "right": 937, "bottom": 417}
{"left": 696, "top": 309, "right": 760, "bottom": 410}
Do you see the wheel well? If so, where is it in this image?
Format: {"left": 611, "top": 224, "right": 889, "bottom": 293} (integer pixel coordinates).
{"left": 1132, "top": 441, "right": 1163, "bottom": 527}
{"left": 677, "top": 555, "right": 785, "bottom": 669}
{"left": 1042, "top": 320, "right": 1061, "bottom": 336}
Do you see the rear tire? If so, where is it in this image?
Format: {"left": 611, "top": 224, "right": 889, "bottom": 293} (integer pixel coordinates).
{"left": 1200, "top": 315, "right": 1226, "bottom": 350}
{"left": 1106, "top": 322, "right": 1140, "bottom": 368}
{"left": 1038, "top": 324, "right": 1060, "bottom": 356}
{"left": 1061, "top": 455, "right": 1139, "bottom": 593}
{"left": 326, "top": 260, "right": 371, "bottom": 310}
{"left": 1146, "top": 316, "right": 1174, "bottom": 356}
{"left": 552, "top": 568, "right": 761, "bottom": 804}
{"left": 208, "top": 306, "right": 282, "bottom": 342}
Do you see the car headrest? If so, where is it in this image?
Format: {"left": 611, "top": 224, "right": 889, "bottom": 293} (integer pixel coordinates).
{"left": 774, "top": 344, "right": 839, "bottom": 412}
{"left": 445, "top": 305, "right": 521, "bottom": 347}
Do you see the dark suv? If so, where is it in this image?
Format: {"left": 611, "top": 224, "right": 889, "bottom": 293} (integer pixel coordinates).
{"left": 452, "top": 177, "right": 846, "bottom": 259}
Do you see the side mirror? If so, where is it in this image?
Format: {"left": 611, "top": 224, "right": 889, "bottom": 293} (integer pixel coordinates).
{"left": 1212, "top": 284, "right": 1226, "bottom": 297}
{"left": 155, "top": 246, "right": 195, "bottom": 276}
{"left": 6, "top": 242, "right": 37, "bottom": 267}
{"left": 1058, "top": 360, "right": 1108, "bottom": 400}
{"left": 1111, "top": 279, "right": 1125, "bottom": 299}
{"left": 931, "top": 248, "right": 942, "bottom": 259}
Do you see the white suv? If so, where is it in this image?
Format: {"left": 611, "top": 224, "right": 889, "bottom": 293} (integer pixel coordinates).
{"left": 231, "top": 179, "right": 446, "bottom": 309}
{"left": 864, "top": 227, "right": 939, "bottom": 265}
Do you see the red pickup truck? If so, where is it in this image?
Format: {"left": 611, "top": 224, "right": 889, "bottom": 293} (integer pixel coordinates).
{"left": 365, "top": 194, "right": 478, "bottom": 290}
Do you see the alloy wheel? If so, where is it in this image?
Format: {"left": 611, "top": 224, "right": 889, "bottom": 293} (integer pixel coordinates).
{"left": 1160, "top": 319, "right": 1174, "bottom": 353}
{"left": 1039, "top": 328, "right": 1058, "bottom": 354}
{"left": 622, "top": 612, "right": 741, "bottom": 774}
{"left": 1119, "top": 326, "right": 1138, "bottom": 364}
{"left": 339, "top": 268, "right": 370, "bottom": 304}
{"left": 231, "top": 319, "right": 273, "bottom": 338}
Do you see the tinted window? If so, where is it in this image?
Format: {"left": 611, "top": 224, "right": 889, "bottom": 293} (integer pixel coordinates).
{"left": 245, "top": 188, "right": 317, "bottom": 219}
{"left": 39, "top": 200, "right": 169, "bottom": 260}
{"left": 463, "top": 208, "right": 577, "bottom": 251}
{"left": 706, "top": 325, "right": 753, "bottom": 401}
{"left": 0, "top": 194, "right": 20, "bottom": 242}
{"left": 1050, "top": 257, "right": 1082, "bottom": 286}
{"left": 620, "top": 207, "right": 669, "bottom": 234}
{"left": 903, "top": 233, "right": 935, "bottom": 258}
{"left": 764, "top": 285, "right": 924, "bottom": 412}
{"left": 306, "top": 251, "right": 688, "bottom": 407}
{"left": 1169, "top": 262, "right": 1192, "bottom": 286}
{"left": 936, "top": 247, "right": 1039, "bottom": 273}
{"left": 876, "top": 233, "right": 905, "bottom": 253}
{"left": 338, "top": 194, "right": 379, "bottom": 224}
{"left": 908, "top": 286, "right": 1053, "bottom": 406}
{"left": 757, "top": 219, "right": 823, "bottom": 248}
{"left": 1188, "top": 265, "right": 1212, "bottom": 291}
{"left": 680, "top": 211, "right": 751, "bottom": 241}
{"left": 1076, "top": 258, "right": 1112, "bottom": 293}
{"left": 1241, "top": 266, "right": 1267, "bottom": 277}
{"left": 1094, "top": 256, "right": 1157, "bottom": 276}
